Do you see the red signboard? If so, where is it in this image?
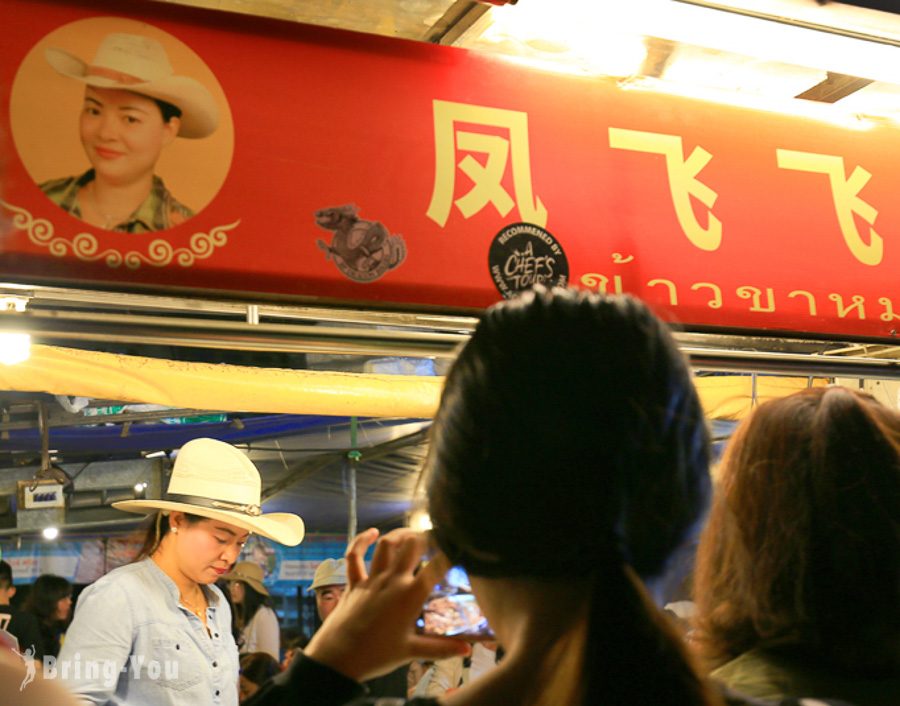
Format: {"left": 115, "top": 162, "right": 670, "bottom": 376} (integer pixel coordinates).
{"left": 1, "top": 0, "right": 899, "bottom": 340}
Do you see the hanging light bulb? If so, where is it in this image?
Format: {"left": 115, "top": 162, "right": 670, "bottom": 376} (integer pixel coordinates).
{"left": 0, "top": 297, "right": 31, "bottom": 365}
{"left": 0, "top": 332, "right": 31, "bottom": 365}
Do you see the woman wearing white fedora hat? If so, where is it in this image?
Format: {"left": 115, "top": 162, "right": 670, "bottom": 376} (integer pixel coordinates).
{"left": 223, "top": 562, "right": 281, "bottom": 662}
{"left": 57, "top": 437, "right": 304, "bottom": 706}
{"left": 39, "top": 32, "right": 220, "bottom": 233}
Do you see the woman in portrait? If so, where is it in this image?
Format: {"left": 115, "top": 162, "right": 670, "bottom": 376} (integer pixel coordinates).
{"left": 39, "top": 32, "right": 219, "bottom": 232}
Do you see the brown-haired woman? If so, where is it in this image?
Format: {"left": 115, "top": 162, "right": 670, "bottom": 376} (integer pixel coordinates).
{"left": 693, "top": 386, "right": 900, "bottom": 705}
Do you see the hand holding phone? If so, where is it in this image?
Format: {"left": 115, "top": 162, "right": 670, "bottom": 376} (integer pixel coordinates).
{"left": 305, "top": 528, "right": 469, "bottom": 683}
{"left": 416, "top": 565, "right": 495, "bottom": 641}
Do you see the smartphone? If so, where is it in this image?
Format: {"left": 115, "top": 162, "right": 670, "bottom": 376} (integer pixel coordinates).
{"left": 416, "top": 565, "right": 494, "bottom": 641}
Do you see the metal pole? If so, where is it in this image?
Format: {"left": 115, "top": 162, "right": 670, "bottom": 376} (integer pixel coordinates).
{"left": 346, "top": 416, "right": 360, "bottom": 542}
{"left": 0, "top": 516, "right": 142, "bottom": 538}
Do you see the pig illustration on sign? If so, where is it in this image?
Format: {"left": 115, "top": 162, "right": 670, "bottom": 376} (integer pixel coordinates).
{"left": 315, "top": 204, "right": 406, "bottom": 282}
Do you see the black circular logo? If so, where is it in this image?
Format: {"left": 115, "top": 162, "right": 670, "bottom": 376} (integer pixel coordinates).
{"left": 488, "top": 222, "right": 569, "bottom": 299}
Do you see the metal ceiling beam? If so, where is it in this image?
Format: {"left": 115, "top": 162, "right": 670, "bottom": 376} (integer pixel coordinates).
{"left": 261, "top": 427, "right": 429, "bottom": 503}
{"left": 640, "top": 37, "right": 677, "bottom": 79}
{"left": 795, "top": 71, "right": 874, "bottom": 102}
{"left": 7, "top": 283, "right": 900, "bottom": 378}
{"left": 0, "top": 283, "right": 479, "bottom": 333}
{"left": 0, "top": 407, "right": 230, "bottom": 432}
{"left": 0, "top": 516, "right": 142, "bottom": 538}
{"left": 8, "top": 310, "right": 900, "bottom": 378}
{"left": 424, "top": 0, "right": 490, "bottom": 45}
{"left": 673, "top": 0, "right": 900, "bottom": 48}
{"left": 0, "top": 309, "right": 469, "bottom": 358}
{"left": 684, "top": 346, "right": 900, "bottom": 379}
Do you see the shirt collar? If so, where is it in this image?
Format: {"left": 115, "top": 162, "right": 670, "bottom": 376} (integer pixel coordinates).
{"left": 66, "top": 170, "right": 166, "bottom": 232}
{"left": 117, "top": 175, "right": 166, "bottom": 232}
{"left": 141, "top": 557, "right": 222, "bottom": 609}
{"left": 56, "top": 169, "right": 97, "bottom": 217}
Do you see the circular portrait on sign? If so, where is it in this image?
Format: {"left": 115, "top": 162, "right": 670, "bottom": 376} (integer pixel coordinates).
{"left": 9, "top": 17, "right": 233, "bottom": 233}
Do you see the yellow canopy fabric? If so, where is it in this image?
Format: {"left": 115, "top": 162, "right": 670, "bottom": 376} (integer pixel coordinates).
{"left": 695, "top": 374, "right": 828, "bottom": 420}
{"left": 0, "top": 344, "right": 827, "bottom": 420}
{"left": 0, "top": 344, "right": 444, "bottom": 418}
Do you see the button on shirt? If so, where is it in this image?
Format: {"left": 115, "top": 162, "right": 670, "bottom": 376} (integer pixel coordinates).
{"left": 57, "top": 558, "right": 239, "bottom": 706}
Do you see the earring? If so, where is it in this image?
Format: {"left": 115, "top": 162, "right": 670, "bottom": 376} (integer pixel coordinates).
{"left": 171, "top": 527, "right": 178, "bottom": 534}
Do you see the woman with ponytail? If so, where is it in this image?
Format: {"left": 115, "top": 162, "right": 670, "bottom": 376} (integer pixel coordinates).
{"left": 246, "top": 287, "right": 850, "bottom": 706}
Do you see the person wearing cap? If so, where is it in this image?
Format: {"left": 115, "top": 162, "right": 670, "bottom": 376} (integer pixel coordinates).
{"left": 307, "top": 558, "right": 409, "bottom": 701}
{"left": 39, "top": 32, "right": 220, "bottom": 232}
{"left": 224, "top": 562, "right": 280, "bottom": 662}
{"left": 57, "top": 437, "right": 304, "bottom": 706}
{"left": 308, "top": 558, "right": 348, "bottom": 625}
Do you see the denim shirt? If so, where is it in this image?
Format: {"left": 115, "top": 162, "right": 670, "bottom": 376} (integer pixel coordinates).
{"left": 56, "top": 558, "right": 239, "bottom": 705}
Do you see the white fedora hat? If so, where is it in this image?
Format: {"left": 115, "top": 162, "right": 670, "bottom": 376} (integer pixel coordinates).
{"left": 113, "top": 437, "right": 304, "bottom": 546}
{"left": 45, "top": 32, "right": 219, "bottom": 139}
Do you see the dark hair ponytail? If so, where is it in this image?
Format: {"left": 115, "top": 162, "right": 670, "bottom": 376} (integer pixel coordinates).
{"left": 585, "top": 564, "right": 720, "bottom": 706}
{"left": 426, "top": 287, "right": 718, "bottom": 706}
{"left": 133, "top": 511, "right": 204, "bottom": 562}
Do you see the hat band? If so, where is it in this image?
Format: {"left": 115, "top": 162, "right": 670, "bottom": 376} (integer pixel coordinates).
{"left": 86, "top": 65, "right": 146, "bottom": 86}
{"left": 166, "top": 492, "right": 262, "bottom": 517}
{"left": 230, "top": 571, "right": 259, "bottom": 583}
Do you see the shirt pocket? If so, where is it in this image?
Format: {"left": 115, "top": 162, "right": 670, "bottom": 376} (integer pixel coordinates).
{"left": 137, "top": 631, "right": 203, "bottom": 692}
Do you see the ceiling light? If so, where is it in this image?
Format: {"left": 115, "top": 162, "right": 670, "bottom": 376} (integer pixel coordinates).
{"left": 661, "top": 50, "right": 827, "bottom": 99}
{"left": 0, "top": 296, "right": 31, "bottom": 365}
{"left": 476, "top": 1, "right": 649, "bottom": 77}
{"left": 0, "top": 332, "right": 31, "bottom": 365}
{"left": 466, "top": 0, "right": 900, "bottom": 120}
{"left": 620, "top": 75, "right": 879, "bottom": 131}
{"left": 637, "top": 2, "right": 900, "bottom": 85}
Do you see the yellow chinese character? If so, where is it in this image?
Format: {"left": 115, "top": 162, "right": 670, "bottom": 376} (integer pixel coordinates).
{"left": 427, "top": 100, "right": 547, "bottom": 227}
{"left": 776, "top": 149, "right": 882, "bottom": 266}
{"left": 608, "top": 128, "right": 721, "bottom": 251}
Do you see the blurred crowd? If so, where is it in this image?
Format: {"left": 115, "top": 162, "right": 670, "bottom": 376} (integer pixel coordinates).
{"left": 0, "top": 287, "right": 897, "bottom": 706}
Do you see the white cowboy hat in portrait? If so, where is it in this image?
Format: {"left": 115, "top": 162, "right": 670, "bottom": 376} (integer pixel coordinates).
{"left": 44, "top": 32, "right": 219, "bottom": 139}
{"left": 113, "top": 437, "right": 304, "bottom": 546}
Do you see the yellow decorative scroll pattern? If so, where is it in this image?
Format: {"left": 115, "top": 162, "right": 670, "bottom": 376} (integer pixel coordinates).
{"left": 1, "top": 200, "right": 238, "bottom": 269}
